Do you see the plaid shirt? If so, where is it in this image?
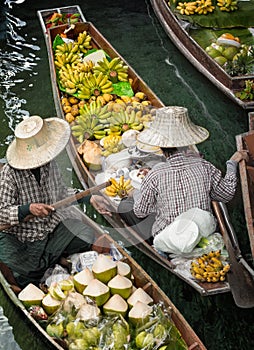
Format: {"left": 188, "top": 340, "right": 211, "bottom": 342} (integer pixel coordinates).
{"left": 133, "top": 152, "right": 238, "bottom": 237}
{"left": 0, "top": 161, "right": 72, "bottom": 242}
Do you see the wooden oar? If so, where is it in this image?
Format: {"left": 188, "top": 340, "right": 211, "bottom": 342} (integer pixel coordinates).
{"left": 0, "top": 181, "right": 111, "bottom": 231}
{"left": 212, "top": 201, "right": 254, "bottom": 309}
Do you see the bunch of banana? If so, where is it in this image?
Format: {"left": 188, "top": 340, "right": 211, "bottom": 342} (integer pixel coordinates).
{"left": 58, "top": 64, "right": 86, "bottom": 94}
{"left": 108, "top": 109, "right": 144, "bottom": 134}
{"left": 71, "top": 111, "right": 106, "bottom": 143}
{"left": 190, "top": 250, "right": 230, "bottom": 283}
{"left": 101, "top": 134, "right": 125, "bottom": 157}
{"left": 76, "top": 30, "right": 93, "bottom": 53}
{"left": 195, "top": 0, "right": 215, "bottom": 14}
{"left": 79, "top": 100, "right": 112, "bottom": 125}
{"left": 54, "top": 49, "right": 81, "bottom": 70}
{"left": 217, "top": 0, "right": 238, "bottom": 11}
{"left": 93, "top": 57, "right": 129, "bottom": 83}
{"left": 105, "top": 176, "right": 133, "bottom": 198}
{"left": 71, "top": 60, "right": 94, "bottom": 73}
{"left": 176, "top": 1, "right": 197, "bottom": 15}
{"left": 79, "top": 72, "right": 114, "bottom": 100}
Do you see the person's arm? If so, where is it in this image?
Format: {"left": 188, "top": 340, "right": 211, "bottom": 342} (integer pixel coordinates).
{"left": 210, "top": 150, "right": 249, "bottom": 202}
{"left": 133, "top": 172, "right": 157, "bottom": 218}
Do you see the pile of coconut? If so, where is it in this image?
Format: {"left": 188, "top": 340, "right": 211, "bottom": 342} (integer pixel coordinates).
{"left": 18, "top": 254, "right": 187, "bottom": 349}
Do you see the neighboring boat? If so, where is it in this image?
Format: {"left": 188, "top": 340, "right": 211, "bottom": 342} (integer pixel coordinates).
{"left": 40, "top": 18, "right": 234, "bottom": 297}
{"left": 0, "top": 206, "right": 207, "bottom": 350}
{"left": 236, "top": 111, "right": 254, "bottom": 260}
{"left": 150, "top": 0, "right": 254, "bottom": 110}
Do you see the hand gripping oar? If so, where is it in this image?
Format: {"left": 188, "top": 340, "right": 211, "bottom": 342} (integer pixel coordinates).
{"left": 0, "top": 181, "right": 111, "bottom": 232}
{"left": 212, "top": 201, "right": 254, "bottom": 309}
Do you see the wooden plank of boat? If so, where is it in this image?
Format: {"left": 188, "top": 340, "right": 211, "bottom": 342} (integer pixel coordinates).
{"left": 43, "top": 20, "right": 231, "bottom": 297}
{"left": 0, "top": 206, "right": 207, "bottom": 350}
{"left": 150, "top": 0, "right": 254, "bottom": 110}
{"left": 236, "top": 114, "right": 254, "bottom": 260}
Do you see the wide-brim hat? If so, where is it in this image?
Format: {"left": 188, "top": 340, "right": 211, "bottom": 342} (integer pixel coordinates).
{"left": 6, "top": 115, "right": 71, "bottom": 169}
{"left": 137, "top": 106, "right": 209, "bottom": 148}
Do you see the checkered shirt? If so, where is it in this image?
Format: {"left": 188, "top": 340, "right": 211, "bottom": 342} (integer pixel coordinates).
{"left": 0, "top": 161, "right": 71, "bottom": 242}
{"left": 133, "top": 152, "right": 238, "bottom": 237}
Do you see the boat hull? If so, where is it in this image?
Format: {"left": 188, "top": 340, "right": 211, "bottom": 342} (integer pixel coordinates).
{"left": 150, "top": 0, "right": 254, "bottom": 110}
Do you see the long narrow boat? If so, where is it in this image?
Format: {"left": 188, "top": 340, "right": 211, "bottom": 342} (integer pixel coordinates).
{"left": 0, "top": 207, "right": 206, "bottom": 350}
{"left": 236, "top": 111, "right": 254, "bottom": 260}
{"left": 38, "top": 14, "right": 234, "bottom": 297}
{"left": 150, "top": 0, "right": 254, "bottom": 110}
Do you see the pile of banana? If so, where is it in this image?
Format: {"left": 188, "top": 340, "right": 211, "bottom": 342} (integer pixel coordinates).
{"left": 101, "top": 134, "right": 125, "bottom": 157}
{"left": 108, "top": 109, "right": 144, "bottom": 134}
{"left": 190, "top": 250, "right": 230, "bottom": 283}
{"left": 105, "top": 176, "right": 133, "bottom": 198}
{"left": 217, "top": 0, "right": 238, "bottom": 12}
{"left": 78, "top": 71, "right": 114, "bottom": 100}
{"left": 176, "top": 0, "right": 238, "bottom": 15}
{"left": 71, "top": 100, "right": 112, "bottom": 142}
{"left": 54, "top": 31, "right": 92, "bottom": 70}
{"left": 93, "top": 57, "right": 129, "bottom": 83}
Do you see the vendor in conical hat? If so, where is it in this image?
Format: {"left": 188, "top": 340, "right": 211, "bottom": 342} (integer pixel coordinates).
{"left": 117, "top": 106, "right": 248, "bottom": 243}
{"left": 0, "top": 116, "right": 95, "bottom": 292}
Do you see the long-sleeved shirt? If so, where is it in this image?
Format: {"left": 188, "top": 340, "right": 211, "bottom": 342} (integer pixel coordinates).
{"left": 133, "top": 152, "right": 238, "bottom": 237}
{"left": 0, "top": 161, "right": 73, "bottom": 242}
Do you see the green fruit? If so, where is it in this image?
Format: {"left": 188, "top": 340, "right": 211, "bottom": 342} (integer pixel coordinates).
{"left": 46, "top": 322, "right": 64, "bottom": 338}
{"left": 127, "top": 287, "right": 153, "bottom": 308}
{"left": 18, "top": 283, "right": 45, "bottom": 308}
{"left": 213, "top": 56, "right": 228, "bottom": 66}
{"left": 92, "top": 254, "right": 117, "bottom": 283}
{"left": 42, "top": 293, "right": 61, "bottom": 315}
{"left": 103, "top": 294, "right": 128, "bottom": 317}
{"left": 222, "top": 46, "right": 239, "bottom": 60}
{"left": 136, "top": 331, "right": 154, "bottom": 349}
{"left": 107, "top": 274, "right": 133, "bottom": 299}
{"left": 73, "top": 267, "right": 94, "bottom": 293}
{"left": 83, "top": 279, "right": 110, "bottom": 306}
{"left": 205, "top": 46, "right": 222, "bottom": 59}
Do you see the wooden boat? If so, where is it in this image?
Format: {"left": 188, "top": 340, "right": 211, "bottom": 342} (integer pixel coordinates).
{"left": 150, "top": 0, "right": 254, "bottom": 110}
{"left": 38, "top": 17, "right": 235, "bottom": 297}
{"left": 236, "top": 111, "right": 254, "bottom": 260}
{"left": 0, "top": 206, "right": 207, "bottom": 350}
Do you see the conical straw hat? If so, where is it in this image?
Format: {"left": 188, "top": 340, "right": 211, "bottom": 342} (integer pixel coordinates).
{"left": 137, "top": 106, "right": 209, "bottom": 148}
{"left": 6, "top": 115, "right": 71, "bottom": 169}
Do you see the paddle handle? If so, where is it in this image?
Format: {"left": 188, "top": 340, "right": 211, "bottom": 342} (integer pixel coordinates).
{"left": 0, "top": 181, "right": 111, "bottom": 231}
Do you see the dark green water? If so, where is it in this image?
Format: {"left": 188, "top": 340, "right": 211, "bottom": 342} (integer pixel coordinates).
{"left": 0, "top": 1, "right": 253, "bottom": 349}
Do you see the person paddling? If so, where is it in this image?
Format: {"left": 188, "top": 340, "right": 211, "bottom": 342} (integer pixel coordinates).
{"left": 117, "top": 106, "right": 248, "bottom": 243}
{"left": 0, "top": 116, "right": 96, "bottom": 292}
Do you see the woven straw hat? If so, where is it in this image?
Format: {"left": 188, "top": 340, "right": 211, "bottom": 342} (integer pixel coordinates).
{"left": 6, "top": 115, "right": 71, "bottom": 169}
{"left": 137, "top": 106, "right": 209, "bottom": 147}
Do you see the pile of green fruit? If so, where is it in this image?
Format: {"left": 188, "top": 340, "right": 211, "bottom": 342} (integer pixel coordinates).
{"left": 18, "top": 254, "right": 188, "bottom": 350}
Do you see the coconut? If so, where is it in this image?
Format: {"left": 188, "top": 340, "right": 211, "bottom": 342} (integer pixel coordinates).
{"left": 18, "top": 283, "right": 45, "bottom": 308}
{"left": 128, "top": 301, "right": 153, "bottom": 326}
{"left": 83, "top": 279, "right": 110, "bottom": 306}
{"left": 92, "top": 254, "right": 117, "bottom": 283}
{"left": 62, "top": 292, "right": 86, "bottom": 313}
{"left": 103, "top": 294, "right": 129, "bottom": 317}
{"left": 116, "top": 260, "right": 131, "bottom": 279}
{"left": 42, "top": 293, "right": 61, "bottom": 315}
{"left": 73, "top": 267, "right": 94, "bottom": 293}
{"left": 76, "top": 303, "right": 101, "bottom": 321}
{"left": 108, "top": 274, "right": 133, "bottom": 299}
{"left": 48, "top": 284, "right": 66, "bottom": 301}
{"left": 127, "top": 287, "right": 153, "bottom": 308}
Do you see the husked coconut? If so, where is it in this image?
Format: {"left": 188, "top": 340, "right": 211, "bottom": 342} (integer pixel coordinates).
{"left": 128, "top": 300, "right": 152, "bottom": 325}
{"left": 42, "top": 293, "right": 61, "bottom": 315}
{"left": 83, "top": 279, "right": 110, "bottom": 306}
{"left": 76, "top": 303, "right": 101, "bottom": 321}
{"left": 116, "top": 260, "right": 131, "bottom": 279}
{"left": 127, "top": 287, "right": 153, "bottom": 308}
{"left": 107, "top": 274, "right": 132, "bottom": 299}
{"left": 18, "top": 283, "right": 45, "bottom": 308}
{"left": 73, "top": 267, "right": 94, "bottom": 293}
{"left": 103, "top": 294, "right": 128, "bottom": 317}
{"left": 92, "top": 254, "right": 117, "bottom": 283}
